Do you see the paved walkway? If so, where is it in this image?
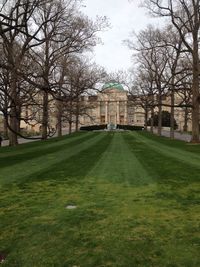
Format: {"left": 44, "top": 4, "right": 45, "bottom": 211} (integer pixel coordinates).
{"left": 149, "top": 128, "right": 192, "bottom": 142}
{"left": 1, "top": 137, "right": 41, "bottom": 147}
{"left": 1, "top": 129, "right": 71, "bottom": 147}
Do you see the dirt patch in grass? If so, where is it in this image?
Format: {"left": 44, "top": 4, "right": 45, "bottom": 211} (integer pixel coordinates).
{"left": 0, "top": 252, "right": 7, "bottom": 264}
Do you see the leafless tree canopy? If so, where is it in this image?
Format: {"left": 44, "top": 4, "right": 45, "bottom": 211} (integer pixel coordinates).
{"left": 125, "top": 0, "right": 200, "bottom": 142}
{"left": 0, "top": 0, "right": 108, "bottom": 145}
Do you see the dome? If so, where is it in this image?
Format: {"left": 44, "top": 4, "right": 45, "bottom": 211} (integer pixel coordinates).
{"left": 102, "top": 82, "right": 124, "bottom": 91}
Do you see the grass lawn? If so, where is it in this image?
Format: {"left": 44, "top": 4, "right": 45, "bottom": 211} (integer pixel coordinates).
{"left": 0, "top": 131, "right": 200, "bottom": 267}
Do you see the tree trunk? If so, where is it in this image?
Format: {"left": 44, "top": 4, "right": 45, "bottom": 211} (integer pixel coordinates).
{"left": 170, "top": 86, "right": 175, "bottom": 139}
{"left": 9, "top": 72, "right": 18, "bottom": 146}
{"left": 150, "top": 107, "right": 154, "bottom": 133}
{"left": 75, "top": 101, "right": 79, "bottom": 132}
{"left": 183, "top": 107, "right": 188, "bottom": 132}
{"left": 3, "top": 94, "right": 9, "bottom": 139}
{"left": 68, "top": 98, "right": 73, "bottom": 134}
{"left": 57, "top": 117, "right": 62, "bottom": 137}
{"left": 75, "top": 114, "right": 79, "bottom": 132}
{"left": 3, "top": 116, "right": 8, "bottom": 139}
{"left": 42, "top": 91, "right": 48, "bottom": 140}
{"left": 17, "top": 105, "right": 21, "bottom": 134}
{"left": 57, "top": 100, "right": 62, "bottom": 137}
{"left": 69, "top": 121, "right": 72, "bottom": 134}
{"left": 9, "top": 109, "right": 18, "bottom": 146}
{"left": 144, "top": 106, "right": 148, "bottom": 131}
{"left": 157, "top": 94, "right": 162, "bottom": 136}
{"left": 191, "top": 37, "right": 200, "bottom": 142}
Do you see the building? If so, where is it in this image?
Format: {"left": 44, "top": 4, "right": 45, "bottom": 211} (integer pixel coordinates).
{"left": 79, "top": 82, "right": 192, "bottom": 131}
{"left": 0, "top": 82, "right": 192, "bottom": 136}
{"left": 79, "top": 82, "right": 145, "bottom": 127}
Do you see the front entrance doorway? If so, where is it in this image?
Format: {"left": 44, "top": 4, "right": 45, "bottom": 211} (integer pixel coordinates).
{"left": 110, "top": 115, "right": 116, "bottom": 124}
{"left": 120, "top": 115, "right": 124, "bottom": 124}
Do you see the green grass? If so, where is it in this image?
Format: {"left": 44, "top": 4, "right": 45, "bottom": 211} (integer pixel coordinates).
{"left": 0, "top": 131, "right": 200, "bottom": 267}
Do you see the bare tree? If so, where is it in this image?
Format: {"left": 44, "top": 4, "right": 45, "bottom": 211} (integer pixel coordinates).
{"left": 0, "top": 0, "right": 50, "bottom": 145}
{"left": 126, "top": 26, "right": 169, "bottom": 135}
{"left": 160, "top": 25, "right": 186, "bottom": 138}
{"left": 0, "top": 0, "right": 108, "bottom": 144}
{"left": 57, "top": 56, "right": 106, "bottom": 133}
{"left": 144, "top": 0, "right": 200, "bottom": 141}
{"left": 131, "top": 68, "right": 156, "bottom": 131}
{"left": 30, "top": 0, "right": 107, "bottom": 139}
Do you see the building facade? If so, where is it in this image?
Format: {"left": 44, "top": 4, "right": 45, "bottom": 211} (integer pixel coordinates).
{"left": 0, "top": 82, "right": 192, "bottom": 136}
{"left": 79, "top": 82, "right": 192, "bottom": 131}
{"left": 80, "top": 82, "right": 145, "bottom": 127}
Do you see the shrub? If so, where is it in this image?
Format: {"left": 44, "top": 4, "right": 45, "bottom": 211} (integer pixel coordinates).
{"left": 147, "top": 111, "right": 178, "bottom": 129}
{"left": 117, "top": 125, "right": 143, "bottom": 131}
{"left": 80, "top": 125, "right": 107, "bottom": 131}
{"left": 80, "top": 124, "right": 143, "bottom": 131}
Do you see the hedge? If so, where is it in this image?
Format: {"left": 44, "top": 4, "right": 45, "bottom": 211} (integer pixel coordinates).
{"left": 80, "top": 124, "right": 143, "bottom": 131}
{"left": 117, "top": 125, "right": 143, "bottom": 131}
{"left": 80, "top": 124, "right": 107, "bottom": 131}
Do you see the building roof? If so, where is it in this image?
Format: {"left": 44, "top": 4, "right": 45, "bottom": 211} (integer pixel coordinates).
{"left": 102, "top": 82, "right": 124, "bottom": 91}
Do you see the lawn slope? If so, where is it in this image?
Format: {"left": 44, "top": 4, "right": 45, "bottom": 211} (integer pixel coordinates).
{"left": 0, "top": 132, "right": 199, "bottom": 267}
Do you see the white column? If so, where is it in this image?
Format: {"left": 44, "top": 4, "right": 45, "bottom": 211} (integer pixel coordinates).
{"left": 117, "top": 101, "right": 120, "bottom": 124}
{"left": 124, "top": 101, "right": 128, "bottom": 124}
{"left": 98, "top": 101, "right": 101, "bottom": 124}
{"left": 105, "top": 101, "right": 108, "bottom": 124}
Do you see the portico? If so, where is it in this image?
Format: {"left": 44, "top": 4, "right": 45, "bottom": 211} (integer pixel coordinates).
{"left": 98, "top": 83, "right": 128, "bottom": 126}
{"left": 80, "top": 82, "right": 145, "bottom": 127}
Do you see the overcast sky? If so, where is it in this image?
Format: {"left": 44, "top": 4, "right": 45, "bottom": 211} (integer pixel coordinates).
{"left": 82, "top": 0, "right": 161, "bottom": 73}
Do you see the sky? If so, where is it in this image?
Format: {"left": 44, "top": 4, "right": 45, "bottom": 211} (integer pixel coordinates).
{"left": 82, "top": 0, "right": 161, "bottom": 73}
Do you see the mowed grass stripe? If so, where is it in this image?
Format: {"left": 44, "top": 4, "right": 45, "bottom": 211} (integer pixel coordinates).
{"left": 21, "top": 132, "right": 113, "bottom": 184}
{"left": 0, "top": 133, "right": 84, "bottom": 156}
{"left": 88, "top": 133, "right": 152, "bottom": 185}
{"left": 132, "top": 131, "right": 200, "bottom": 169}
{"left": 0, "top": 133, "right": 105, "bottom": 185}
{"left": 0, "top": 132, "right": 92, "bottom": 159}
{"left": 0, "top": 132, "right": 97, "bottom": 168}
{"left": 125, "top": 132, "right": 200, "bottom": 184}
{"left": 141, "top": 131, "right": 200, "bottom": 155}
